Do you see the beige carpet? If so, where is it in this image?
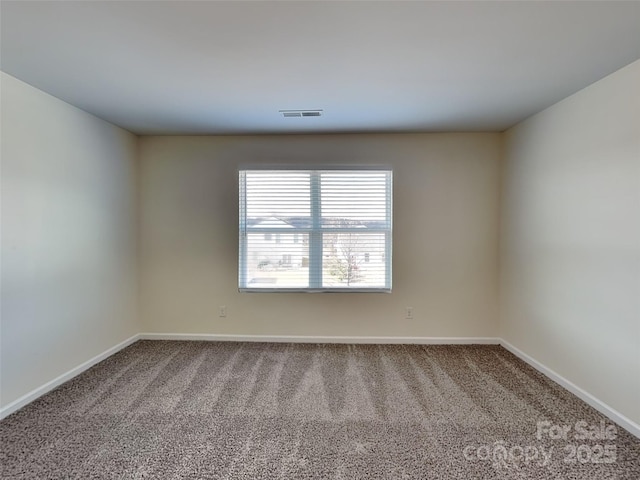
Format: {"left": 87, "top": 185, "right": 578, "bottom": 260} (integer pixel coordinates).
{"left": 1, "top": 341, "right": 639, "bottom": 479}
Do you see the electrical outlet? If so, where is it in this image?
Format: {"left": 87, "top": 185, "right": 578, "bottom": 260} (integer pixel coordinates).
{"left": 219, "top": 305, "right": 227, "bottom": 318}
{"left": 405, "top": 307, "right": 413, "bottom": 319}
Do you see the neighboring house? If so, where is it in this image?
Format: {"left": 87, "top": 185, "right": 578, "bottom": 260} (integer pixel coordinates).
{"left": 247, "top": 217, "right": 307, "bottom": 270}
{"left": 247, "top": 216, "right": 386, "bottom": 287}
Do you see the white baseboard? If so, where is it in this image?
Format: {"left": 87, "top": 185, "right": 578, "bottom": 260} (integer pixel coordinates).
{"left": 139, "top": 333, "right": 500, "bottom": 345}
{"left": 500, "top": 339, "right": 640, "bottom": 439}
{"left": 0, "top": 334, "right": 140, "bottom": 420}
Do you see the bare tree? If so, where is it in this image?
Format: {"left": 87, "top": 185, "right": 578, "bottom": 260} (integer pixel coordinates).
{"left": 326, "top": 219, "right": 366, "bottom": 285}
{"left": 337, "top": 233, "right": 364, "bottom": 285}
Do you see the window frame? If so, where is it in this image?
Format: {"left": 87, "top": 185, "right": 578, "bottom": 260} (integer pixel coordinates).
{"left": 238, "top": 166, "right": 392, "bottom": 293}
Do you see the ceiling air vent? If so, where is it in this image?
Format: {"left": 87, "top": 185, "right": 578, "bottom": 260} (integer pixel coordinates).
{"left": 280, "top": 109, "right": 323, "bottom": 118}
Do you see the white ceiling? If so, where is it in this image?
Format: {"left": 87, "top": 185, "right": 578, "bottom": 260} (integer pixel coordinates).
{"left": 1, "top": 1, "right": 639, "bottom": 135}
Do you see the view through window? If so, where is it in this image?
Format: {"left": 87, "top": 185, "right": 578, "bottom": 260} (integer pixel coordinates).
{"left": 239, "top": 169, "right": 392, "bottom": 292}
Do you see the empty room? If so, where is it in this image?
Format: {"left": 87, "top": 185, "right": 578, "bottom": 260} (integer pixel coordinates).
{"left": 1, "top": 1, "right": 639, "bottom": 478}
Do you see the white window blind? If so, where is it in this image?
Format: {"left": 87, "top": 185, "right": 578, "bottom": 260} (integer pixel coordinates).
{"left": 239, "top": 169, "right": 392, "bottom": 292}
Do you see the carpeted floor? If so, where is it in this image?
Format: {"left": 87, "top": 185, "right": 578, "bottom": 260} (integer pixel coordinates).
{"left": 1, "top": 341, "right": 639, "bottom": 479}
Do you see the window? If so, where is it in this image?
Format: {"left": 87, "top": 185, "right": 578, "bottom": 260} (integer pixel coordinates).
{"left": 239, "top": 169, "right": 392, "bottom": 292}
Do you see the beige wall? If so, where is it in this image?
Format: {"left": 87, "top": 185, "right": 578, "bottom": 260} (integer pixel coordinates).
{"left": 0, "top": 73, "right": 140, "bottom": 408}
{"left": 500, "top": 60, "right": 640, "bottom": 425}
{"left": 139, "top": 134, "right": 501, "bottom": 338}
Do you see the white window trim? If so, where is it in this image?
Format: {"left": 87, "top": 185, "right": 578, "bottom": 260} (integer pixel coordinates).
{"left": 239, "top": 168, "right": 392, "bottom": 293}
